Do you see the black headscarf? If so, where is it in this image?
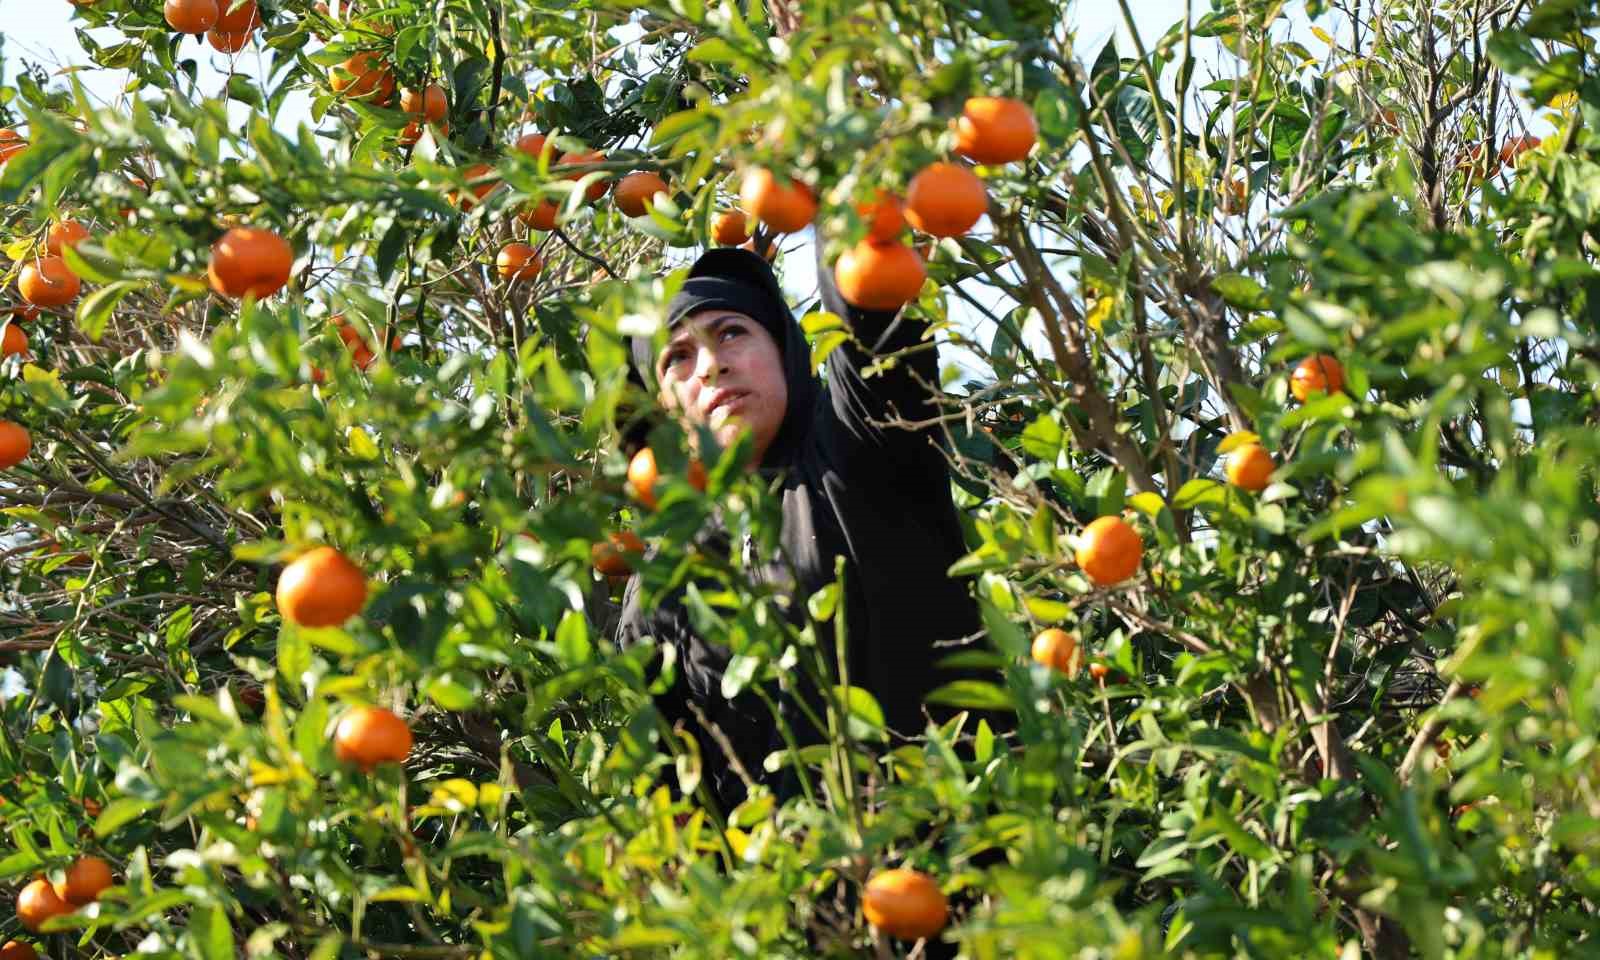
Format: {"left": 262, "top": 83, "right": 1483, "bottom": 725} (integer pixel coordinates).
{"left": 624, "top": 248, "right": 821, "bottom": 470}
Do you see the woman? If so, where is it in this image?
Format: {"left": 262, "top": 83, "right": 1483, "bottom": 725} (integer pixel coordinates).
{"left": 617, "top": 244, "right": 984, "bottom": 812}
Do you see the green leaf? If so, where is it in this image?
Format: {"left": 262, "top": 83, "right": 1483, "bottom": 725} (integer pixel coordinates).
{"left": 93, "top": 798, "right": 157, "bottom": 838}
{"left": 925, "top": 680, "right": 1015, "bottom": 711}
{"left": 1213, "top": 273, "right": 1268, "bottom": 311}
{"left": 191, "top": 903, "right": 234, "bottom": 960}
{"left": 74, "top": 280, "right": 141, "bottom": 342}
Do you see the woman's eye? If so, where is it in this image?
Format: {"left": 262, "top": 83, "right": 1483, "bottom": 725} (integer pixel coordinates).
{"left": 719, "top": 326, "right": 743, "bottom": 342}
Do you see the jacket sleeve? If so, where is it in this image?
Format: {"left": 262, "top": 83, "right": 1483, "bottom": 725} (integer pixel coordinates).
{"left": 813, "top": 243, "right": 949, "bottom": 482}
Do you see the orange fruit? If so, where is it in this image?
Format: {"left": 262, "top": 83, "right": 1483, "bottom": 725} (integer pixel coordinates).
{"left": 627, "top": 447, "right": 707, "bottom": 509}
{"left": 557, "top": 150, "right": 610, "bottom": 201}
{"left": 207, "top": 29, "right": 252, "bottom": 53}
{"left": 1499, "top": 135, "right": 1540, "bottom": 166}
{"left": 862, "top": 868, "right": 948, "bottom": 941}
{"left": 398, "top": 118, "right": 447, "bottom": 145}
{"left": 1088, "top": 662, "right": 1109, "bottom": 682}
{"left": 711, "top": 209, "right": 749, "bottom": 246}
{"left": 350, "top": 344, "right": 375, "bottom": 370}
{"left": 164, "top": 0, "right": 219, "bottom": 33}
{"left": 455, "top": 162, "right": 499, "bottom": 209}
{"left": 1030, "top": 628, "right": 1080, "bottom": 677}
{"left": 214, "top": 0, "right": 259, "bottom": 31}
{"left": 0, "top": 422, "right": 27, "bottom": 473}
{"left": 333, "top": 705, "right": 413, "bottom": 770}
{"left": 15, "top": 879, "right": 70, "bottom": 932}
{"left": 0, "top": 422, "right": 31, "bottom": 470}
{"left": 208, "top": 226, "right": 293, "bottom": 299}
{"left": 331, "top": 52, "right": 394, "bottom": 104}
{"left": 833, "top": 240, "right": 926, "bottom": 311}
{"left": 857, "top": 191, "right": 905, "bottom": 243}
{"left": 1220, "top": 179, "right": 1246, "bottom": 215}
{"left": 496, "top": 242, "right": 542, "bottom": 282}
{"left": 739, "top": 168, "right": 816, "bottom": 234}
{"left": 46, "top": 220, "right": 90, "bottom": 256}
{"left": 1225, "top": 443, "right": 1275, "bottom": 492}
{"left": 514, "top": 131, "right": 551, "bottom": 161}
{"left": 275, "top": 546, "right": 368, "bottom": 627}
{"left": 53, "top": 856, "right": 113, "bottom": 906}
{"left": 18, "top": 257, "right": 81, "bottom": 308}
{"left": 591, "top": 531, "right": 644, "bottom": 576}
{"left": 399, "top": 83, "right": 446, "bottom": 123}
{"left": 954, "top": 96, "right": 1037, "bottom": 164}
{"left": 1290, "top": 354, "right": 1344, "bottom": 403}
{"left": 614, "top": 171, "right": 668, "bottom": 217}
{"left": 2, "top": 324, "right": 28, "bottom": 359}
{"left": 0, "top": 941, "right": 39, "bottom": 960}
{"left": 0, "top": 129, "right": 26, "bottom": 166}
{"left": 1075, "top": 515, "right": 1142, "bottom": 587}
{"left": 906, "top": 162, "right": 987, "bottom": 237}
{"left": 518, "top": 200, "right": 559, "bottom": 230}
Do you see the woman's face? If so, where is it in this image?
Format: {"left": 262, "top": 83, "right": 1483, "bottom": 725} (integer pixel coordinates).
{"left": 656, "top": 309, "right": 788, "bottom": 464}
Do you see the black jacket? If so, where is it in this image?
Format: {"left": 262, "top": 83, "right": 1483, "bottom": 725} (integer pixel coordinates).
{"left": 616, "top": 247, "right": 983, "bottom": 811}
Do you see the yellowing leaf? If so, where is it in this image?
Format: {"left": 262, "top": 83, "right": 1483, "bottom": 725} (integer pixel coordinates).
{"left": 1127, "top": 491, "right": 1167, "bottom": 518}
{"left": 1217, "top": 430, "right": 1260, "bottom": 454}
{"left": 1311, "top": 26, "right": 1334, "bottom": 45}
{"left": 1085, "top": 296, "right": 1115, "bottom": 334}
{"left": 1547, "top": 91, "right": 1577, "bottom": 110}
{"left": 346, "top": 426, "right": 379, "bottom": 460}
{"left": 4, "top": 237, "right": 33, "bottom": 261}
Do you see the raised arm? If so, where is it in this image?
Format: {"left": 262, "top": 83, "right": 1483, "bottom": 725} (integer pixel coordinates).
{"left": 813, "top": 243, "right": 949, "bottom": 478}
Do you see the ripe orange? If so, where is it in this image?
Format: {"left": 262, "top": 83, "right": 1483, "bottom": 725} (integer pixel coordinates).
{"left": 862, "top": 868, "right": 948, "bottom": 941}
{"left": 905, "top": 162, "right": 988, "bottom": 237}
{"left": 333, "top": 705, "right": 413, "bottom": 770}
{"left": 954, "top": 96, "right": 1037, "bottom": 164}
{"left": 214, "top": 0, "right": 259, "bottom": 31}
{"left": 591, "top": 531, "right": 645, "bottom": 576}
{"left": 514, "top": 131, "right": 551, "bottom": 161}
{"left": 208, "top": 226, "right": 293, "bottom": 299}
{"left": 350, "top": 344, "right": 375, "bottom": 370}
{"left": 1225, "top": 443, "right": 1275, "bottom": 492}
{"left": 614, "top": 171, "right": 668, "bottom": 217}
{"left": 739, "top": 168, "right": 816, "bottom": 234}
{"left": 1030, "top": 628, "right": 1080, "bottom": 677}
{"left": 1220, "top": 179, "right": 1247, "bottom": 215}
{"left": 1290, "top": 354, "right": 1344, "bottom": 403}
{"left": 627, "top": 447, "right": 707, "bottom": 509}
{"left": 331, "top": 52, "right": 394, "bottom": 104}
{"left": 1499, "top": 135, "right": 1541, "bottom": 166}
{"left": 1088, "top": 662, "right": 1109, "bottom": 682}
{"left": 0, "top": 422, "right": 32, "bottom": 470}
{"left": 711, "top": 209, "right": 749, "bottom": 246}
{"left": 207, "top": 29, "right": 252, "bottom": 53}
{"left": 53, "top": 856, "right": 113, "bottom": 906}
{"left": 16, "top": 879, "right": 70, "bottom": 932}
{"left": 275, "top": 545, "right": 368, "bottom": 627}
{"left": 0, "top": 941, "right": 39, "bottom": 960}
{"left": 46, "top": 220, "right": 90, "bottom": 256}
{"left": 557, "top": 150, "right": 610, "bottom": 201}
{"left": 519, "top": 200, "right": 559, "bottom": 230}
{"left": 164, "top": 0, "right": 219, "bottom": 33}
{"left": 834, "top": 240, "right": 926, "bottom": 311}
{"left": 857, "top": 191, "right": 905, "bottom": 243}
{"left": 400, "top": 83, "right": 447, "bottom": 123}
{"left": 2, "top": 324, "right": 28, "bottom": 359}
{"left": 1075, "top": 516, "right": 1142, "bottom": 587}
{"left": 0, "top": 129, "right": 26, "bottom": 166}
{"left": 18, "top": 257, "right": 81, "bottom": 308}
{"left": 455, "top": 162, "right": 499, "bottom": 209}
{"left": 399, "top": 118, "right": 447, "bottom": 145}
{"left": 496, "top": 242, "right": 542, "bottom": 282}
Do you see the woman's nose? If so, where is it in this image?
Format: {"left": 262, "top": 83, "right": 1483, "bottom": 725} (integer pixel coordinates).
{"left": 693, "top": 346, "right": 722, "bottom": 382}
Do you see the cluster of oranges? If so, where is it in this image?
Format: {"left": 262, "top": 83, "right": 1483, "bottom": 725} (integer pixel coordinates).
{"left": 730, "top": 96, "right": 1035, "bottom": 312}
{"left": 13, "top": 854, "right": 115, "bottom": 939}
{"left": 163, "top": 0, "right": 262, "bottom": 53}
{"left": 271, "top": 547, "right": 413, "bottom": 770}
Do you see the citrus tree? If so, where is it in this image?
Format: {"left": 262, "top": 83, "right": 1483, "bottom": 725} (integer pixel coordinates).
{"left": 2, "top": 0, "right": 1599, "bottom": 956}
